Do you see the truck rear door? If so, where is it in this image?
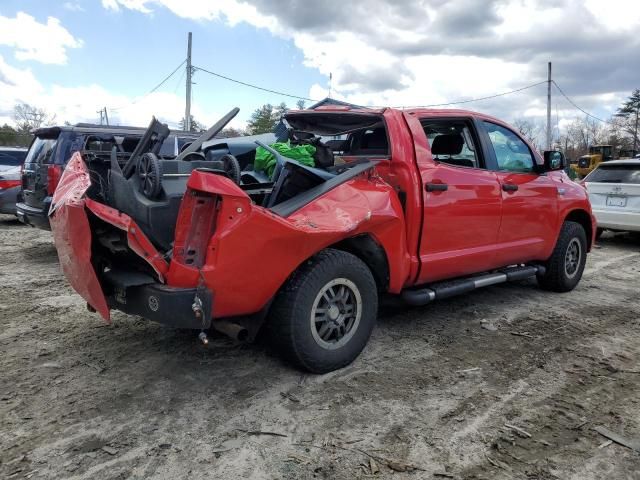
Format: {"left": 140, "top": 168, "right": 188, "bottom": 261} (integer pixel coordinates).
{"left": 404, "top": 114, "right": 503, "bottom": 284}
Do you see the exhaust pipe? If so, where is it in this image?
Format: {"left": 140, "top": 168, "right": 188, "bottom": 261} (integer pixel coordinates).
{"left": 212, "top": 320, "right": 249, "bottom": 342}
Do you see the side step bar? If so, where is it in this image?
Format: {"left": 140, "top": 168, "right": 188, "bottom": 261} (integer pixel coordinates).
{"left": 401, "top": 265, "right": 545, "bottom": 306}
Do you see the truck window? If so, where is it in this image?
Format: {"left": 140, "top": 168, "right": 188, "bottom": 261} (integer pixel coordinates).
{"left": 483, "top": 122, "right": 535, "bottom": 173}
{"left": 422, "top": 121, "right": 483, "bottom": 169}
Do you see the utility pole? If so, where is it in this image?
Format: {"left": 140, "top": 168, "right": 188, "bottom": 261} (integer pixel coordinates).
{"left": 634, "top": 108, "right": 639, "bottom": 155}
{"left": 185, "top": 32, "right": 192, "bottom": 132}
{"left": 546, "top": 61, "right": 552, "bottom": 150}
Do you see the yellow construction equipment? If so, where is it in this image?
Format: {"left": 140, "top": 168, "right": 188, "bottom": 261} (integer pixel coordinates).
{"left": 572, "top": 145, "right": 614, "bottom": 177}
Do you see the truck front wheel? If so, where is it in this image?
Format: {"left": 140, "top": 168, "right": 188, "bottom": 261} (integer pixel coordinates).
{"left": 268, "top": 249, "right": 378, "bottom": 373}
{"left": 537, "top": 221, "right": 587, "bottom": 292}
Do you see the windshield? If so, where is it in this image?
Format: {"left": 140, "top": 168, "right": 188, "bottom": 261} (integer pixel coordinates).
{"left": 585, "top": 164, "right": 640, "bottom": 183}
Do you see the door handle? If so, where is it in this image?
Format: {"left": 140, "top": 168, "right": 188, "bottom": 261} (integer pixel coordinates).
{"left": 426, "top": 183, "right": 448, "bottom": 192}
{"left": 502, "top": 184, "right": 519, "bottom": 192}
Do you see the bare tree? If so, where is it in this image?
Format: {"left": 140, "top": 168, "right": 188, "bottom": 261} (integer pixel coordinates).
{"left": 559, "top": 116, "right": 607, "bottom": 160}
{"left": 219, "top": 127, "right": 247, "bottom": 138}
{"left": 512, "top": 118, "right": 543, "bottom": 149}
{"left": 13, "top": 103, "right": 56, "bottom": 133}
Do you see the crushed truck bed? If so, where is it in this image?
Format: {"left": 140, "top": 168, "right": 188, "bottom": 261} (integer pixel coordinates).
{"left": 1, "top": 215, "right": 639, "bottom": 479}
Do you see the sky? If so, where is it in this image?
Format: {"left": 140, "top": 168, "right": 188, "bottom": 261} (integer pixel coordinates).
{"left": 0, "top": 0, "right": 639, "bottom": 135}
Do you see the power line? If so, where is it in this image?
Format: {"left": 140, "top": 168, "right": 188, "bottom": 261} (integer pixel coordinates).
{"left": 148, "top": 59, "right": 187, "bottom": 95}
{"left": 552, "top": 80, "right": 611, "bottom": 124}
{"left": 193, "top": 65, "right": 318, "bottom": 102}
{"left": 395, "top": 80, "right": 549, "bottom": 108}
{"left": 173, "top": 68, "right": 186, "bottom": 93}
{"left": 110, "top": 59, "right": 186, "bottom": 112}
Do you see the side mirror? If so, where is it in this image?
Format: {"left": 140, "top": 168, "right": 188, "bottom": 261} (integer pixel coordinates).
{"left": 543, "top": 150, "right": 565, "bottom": 171}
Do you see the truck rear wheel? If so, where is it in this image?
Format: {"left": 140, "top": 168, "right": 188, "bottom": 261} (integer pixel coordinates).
{"left": 537, "top": 221, "right": 587, "bottom": 292}
{"left": 268, "top": 249, "right": 378, "bottom": 373}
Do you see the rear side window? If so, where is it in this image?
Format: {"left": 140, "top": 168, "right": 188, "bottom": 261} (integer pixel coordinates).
{"left": 0, "top": 150, "right": 27, "bottom": 166}
{"left": 586, "top": 164, "right": 640, "bottom": 183}
{"left": 483, "top": 121, "right": 535, "bottom": 173}
{"left": 422, "top": 121, "right": 482, "bottom": 169}
{"left": 25, "top": 137, "right": 58, "bottom": 165}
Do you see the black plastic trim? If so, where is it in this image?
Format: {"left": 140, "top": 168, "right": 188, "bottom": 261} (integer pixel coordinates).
{"left": 107, "top": 283, "right": 213, "bottom": 329}
{"left": 502, "top": 265, "right": 539, "bottom": 281}
{"left": 270, "top": 160, "right": 379, "bottom": 218}
{"left": 400, "top": 265, "right": 543, "bottom": 306}
{"left": 425, "top": 183, "right": 448, "bottom": 192}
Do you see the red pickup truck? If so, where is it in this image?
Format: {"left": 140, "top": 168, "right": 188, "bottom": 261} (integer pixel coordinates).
{"left": 50, "top": 106, "right": 595, "bottom": 373}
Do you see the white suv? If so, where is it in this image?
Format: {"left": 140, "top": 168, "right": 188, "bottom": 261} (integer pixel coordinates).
{"left": 584, "top": 159, "right": 640, "bottom": 236}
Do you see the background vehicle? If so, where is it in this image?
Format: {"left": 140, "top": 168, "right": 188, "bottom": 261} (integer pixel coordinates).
{"left": 584, "top": 159, "right": 640, "bottom": 237}
{"left": 50, "top": 106, "right": 595, "bottom": 373}
{"left": 0, "top": 147, "right": 28, "bottom": 216}
{"left": 573, "top": 145, "right": 614, "bottom": 178}
{"left": 0, "top": 146, "right": 28, "bottom": 171}
{"left": 0, "top": 166, "right": 23, "bottom": 215}
{"left": 17, "top": 124, "right": 200, "bottom": 229}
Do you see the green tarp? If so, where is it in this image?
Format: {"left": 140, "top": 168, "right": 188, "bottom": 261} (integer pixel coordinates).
{"left": 254, "top": 142, "right": 316, "bottom": 178}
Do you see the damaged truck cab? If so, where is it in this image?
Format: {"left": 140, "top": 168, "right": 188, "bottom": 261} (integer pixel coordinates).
{"left": 50, "top": 105, "right": 595, "bottom": 373}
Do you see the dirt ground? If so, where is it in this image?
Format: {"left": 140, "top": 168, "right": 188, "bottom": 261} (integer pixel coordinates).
{"left": 1, "top": 214, "right": 639, "bottom": 480}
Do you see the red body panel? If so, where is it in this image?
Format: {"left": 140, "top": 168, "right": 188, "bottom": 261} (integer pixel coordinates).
{"left": 494, "top": 171, "right": 559, "bottom": 264}
{"left": 49, "top": 153, "right": 110, "bottom": 321}
{"left": 418, "top": 163, "right": 503, "bottom": 283}
{"left": 166, "top": 170, "right": 409, "bottom": 317}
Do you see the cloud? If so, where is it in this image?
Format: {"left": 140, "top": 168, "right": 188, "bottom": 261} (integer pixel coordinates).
{"left": 100, "top": 0, "right": 640, "bottom": 133}
{"left": 0, "top": 55, "right": 242, "bottom": 130}
{"left": 101, "top": 0, "right": 152, "bottom": 14}
{"left": 63, "top": 2, "right": 85, "bottom": 12}
{"left": 0, "top": 12, "right": 82, "bottom": 64}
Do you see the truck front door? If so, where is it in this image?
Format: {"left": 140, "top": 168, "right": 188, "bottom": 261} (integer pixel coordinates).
{"left": 480, "top": 121, "right": 559, "bottom": 265}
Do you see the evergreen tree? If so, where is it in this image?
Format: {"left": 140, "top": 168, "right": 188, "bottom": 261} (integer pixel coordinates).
{"left": 616, "top": 89, "right": 640, "bottom": 154}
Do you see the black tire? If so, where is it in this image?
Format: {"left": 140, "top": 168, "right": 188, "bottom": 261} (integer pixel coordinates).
{"left": 138, "top": 152, "right": 162, "bottom": 199}
{"left": 595, "top": 228, "right": 604, "bottom": 240}
{"left": 220, "top": 154, "right": 241, "bottom": 185}
{"left": 268, "top": 249, "right": 378, "bottom": 373}
{"left": 537, "top": 221, "right": 587, "bottom": 292}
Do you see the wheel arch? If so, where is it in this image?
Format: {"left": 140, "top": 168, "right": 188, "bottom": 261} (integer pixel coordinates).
{"left": 327, "top": 234, "right": 390, "bottom": 292}
{"left": 563, "top": 209, "right": 593, "bottom": 250}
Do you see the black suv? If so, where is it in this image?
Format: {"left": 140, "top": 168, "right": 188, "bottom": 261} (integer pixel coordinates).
{"left": 17, "top": 124, "right": 199, "bottom": 229}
